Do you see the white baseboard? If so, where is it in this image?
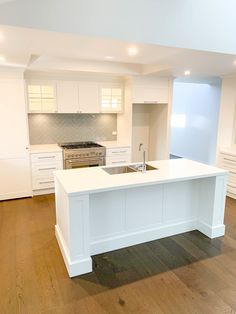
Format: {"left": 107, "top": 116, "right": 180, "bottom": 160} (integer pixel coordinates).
{"left": 197, "top": 221, "right": 225, "bottom": 238}
{"left": 0, "top": 190, "right": 32, "bottom": 201}
{"left": 33, "top": 188, "right": 55, "bottom": 196}
{"left": 90, "top": 220, "right": 196, "bottom": 255}
{"left": 55, "top": 225, "right": 92, "bottom": 277}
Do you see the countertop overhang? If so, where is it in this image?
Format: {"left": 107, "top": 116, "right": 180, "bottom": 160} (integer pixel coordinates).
{"left": 54, "top": 159, "right": 228, "bottom": 196}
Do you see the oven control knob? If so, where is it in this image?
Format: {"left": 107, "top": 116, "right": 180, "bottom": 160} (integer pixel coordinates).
{"left": 87, "top": 153, "right": 89, "bottom": 156}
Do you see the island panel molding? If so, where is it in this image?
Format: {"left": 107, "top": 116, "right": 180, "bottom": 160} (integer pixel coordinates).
{"left": 54, "top": 159, "right": 228, "bottom": 277}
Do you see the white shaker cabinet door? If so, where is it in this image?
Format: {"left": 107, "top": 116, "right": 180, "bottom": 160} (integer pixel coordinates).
{"left": 0, "top": 79, "right": 31, "bottom": 200}
{"left": 57, "top": 81, "right": 79, "bottom": 113}
{"left": 79, "top": 82, "right": 100, "bottom": 113}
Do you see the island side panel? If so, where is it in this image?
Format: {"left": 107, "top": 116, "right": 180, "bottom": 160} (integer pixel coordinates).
{"left": 197, "top": 174, "right": 227, "bottom": 238}
{"left": 90, "top": 181, "right": 197, "bottom": 256}
{"left": 55, "top": 178, "right": 92, "bottom": 277}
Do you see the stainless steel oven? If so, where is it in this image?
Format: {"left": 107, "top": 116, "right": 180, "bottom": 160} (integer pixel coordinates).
{"left": 58, "top": 141, "right": 106, "bottom": 170}
{"left": 65, "top": 156, "right": 105, "bottom": 169}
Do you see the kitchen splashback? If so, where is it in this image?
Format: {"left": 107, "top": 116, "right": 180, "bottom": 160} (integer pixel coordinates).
{"left": 28, "top": 114, "right": 117, "bottom": 144}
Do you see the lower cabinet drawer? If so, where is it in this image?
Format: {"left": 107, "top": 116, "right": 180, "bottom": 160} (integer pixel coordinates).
{"left": 32, "top": 161, "right": 62, "bottom": 177}
{"left": 106, "top": 147, "right": 131, "bottom": 157}
{"left": 106, "top": 155, "right": 131, "bottom": 165}
{"left": 32, "top": 176, "right": 55, "bottom": 190}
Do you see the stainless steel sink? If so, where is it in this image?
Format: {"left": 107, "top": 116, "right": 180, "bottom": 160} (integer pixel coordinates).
{"left": 129, "top": 164, "right": 158, "bottom": 172}
{"left": 103, "top": 163, "right": 158, "bottom": 175}
{"left": 103, "top": 165, "right": 137, "bottom": 175}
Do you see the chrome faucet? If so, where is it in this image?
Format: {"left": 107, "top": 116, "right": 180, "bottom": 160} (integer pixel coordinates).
{"left": 138, "top": 143, "right": 146, "bottom": 173}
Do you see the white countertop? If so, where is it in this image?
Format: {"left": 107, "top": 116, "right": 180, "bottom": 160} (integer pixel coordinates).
{"left": 97, "top": 141, "right": 131, "bottom": 148}
{"left": 54, "top": 158, "right": 228, "bottom": 196}
{"left": 30, "top": 144, "right": 62, "bottom": 153}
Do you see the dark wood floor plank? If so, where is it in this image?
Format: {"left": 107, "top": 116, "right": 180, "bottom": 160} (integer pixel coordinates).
{"left": 1, "top": 195, "right": 236, "bottom": 313}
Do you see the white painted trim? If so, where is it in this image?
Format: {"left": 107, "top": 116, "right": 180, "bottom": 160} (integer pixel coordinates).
{"left": 55, "top": 225, "right": 92, "bottom": 277}
{"left": 0, "top": 191, "right": 32, "bottom": 201}
{"left": 197, "top": 221, "right": 225, "bottom": 238}
{"left": 33, "top": 188, "right": 54, "bottom": 196}
{"left": 90, "top": 220, "right": 196, "bottom": 255}
{"left": 227, "top": 191, "right": 236, "bottom": 199}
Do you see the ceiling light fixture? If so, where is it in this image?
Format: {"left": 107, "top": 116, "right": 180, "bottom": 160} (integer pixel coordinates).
{"left": 0, "top": 55, "right": 6, "bottom": 62}
{"left": 184, "top": 70, "right": 191, "bottom": 76}
{"left": 128, "top": 46, "right": 138, "bottom": 56}
{"left": 105, "top": 56, "right": 114, "bottom": 60}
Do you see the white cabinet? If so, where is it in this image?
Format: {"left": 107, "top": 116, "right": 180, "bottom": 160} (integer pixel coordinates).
{"left": 57, "top": 81, "right": 79, "bottom": 113}
{"left": 27, "top": 82, "right": 57, "bottom": 113}
{"left": 105, "top": 146, "right": 131, "bottom": 165}
{"left": 57, "top": 81, "right": 100, "bottom": 113}
{"left": 31, "top": 151, "right": 63, "bottom": 194}
{"left": 218, "top": 149, "right": 236, "bottom": 199}
{"left": 79, "top": 82, "right": 100, "bottom": 113}
{"left": 132, "top": 77, "right": 169, "bottom": 104}
{"left": 100, "top": 85, "right": 123, "bottom": 113}
{"left": 0, "top": 77, "right": 32, "bottom": 200}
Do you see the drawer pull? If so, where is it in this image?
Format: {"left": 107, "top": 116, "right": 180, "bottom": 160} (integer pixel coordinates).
{"left": 112, "top": 151, "right": 127, "bottom": 154}
{"left": 223, "top": 158, "right": 236, "bottom": 163}
{"left": 111, "top": 160, "right": 126, "bottom": 164}
{"left": 144, "top": 101, "right": 158, "bottom": 104}
{"left": 38, "top": 156, "right": 56, "bottom": 159}
{"left": 39, "top": 181, "right": 54, "bottom": 184}
{"left": 38, "top": 167, "right": 57, "bottom": 171}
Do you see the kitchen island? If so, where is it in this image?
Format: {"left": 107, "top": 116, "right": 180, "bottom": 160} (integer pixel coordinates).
{"left": 54, "top": 159, "right": 228, "bottom": 277}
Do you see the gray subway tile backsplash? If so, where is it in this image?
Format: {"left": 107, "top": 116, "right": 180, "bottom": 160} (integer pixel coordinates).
{"left": 28, "top": 113, "right": 117, "bottom": 144}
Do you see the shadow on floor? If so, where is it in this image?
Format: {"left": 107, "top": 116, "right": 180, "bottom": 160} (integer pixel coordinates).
{"left": 78, "top": 230, "right": 230, "bottom": 289}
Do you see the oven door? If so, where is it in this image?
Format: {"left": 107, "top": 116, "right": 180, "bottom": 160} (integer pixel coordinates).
{"left": 65, "top": 157, "right": 105, "bottom": 169}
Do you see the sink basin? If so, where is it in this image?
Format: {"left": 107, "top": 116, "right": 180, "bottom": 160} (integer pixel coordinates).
{"left": 130, "top": 164, "right": 158, "bottom": 172}
{"left": 103, "top": 163, "right": 158, "bottom": 175}
{"left": 103, "top": 165, "right": 137, "bottom": 175}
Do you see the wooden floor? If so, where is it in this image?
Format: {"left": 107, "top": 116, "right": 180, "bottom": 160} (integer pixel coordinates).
{"left": 1, "top": 196, "right": 236, "bottom": 313}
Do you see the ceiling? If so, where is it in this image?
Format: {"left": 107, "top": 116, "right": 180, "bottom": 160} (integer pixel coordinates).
{"left": 0, "top": 25, "right": 236, "bottom": 80}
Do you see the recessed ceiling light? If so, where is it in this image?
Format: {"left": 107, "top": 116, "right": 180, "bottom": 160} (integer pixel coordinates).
{"left": 184, "top": 70, "right": 191, "bottom": 76}
{"left": 105, "top": 56, "right": 114, "bottom": 60}
{"left": 0, "top": 55, "right": 6, "bottom": 62}
{"left": 128, "top": 46, "right": 138, "bottom": 56}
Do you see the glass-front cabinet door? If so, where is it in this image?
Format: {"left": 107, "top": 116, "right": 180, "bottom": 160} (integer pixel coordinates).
{"left": 100, "top": 85, "right": 123, "bottom": 113}
{"left": 27, "top": 82, "right": 57, "bottom": 113}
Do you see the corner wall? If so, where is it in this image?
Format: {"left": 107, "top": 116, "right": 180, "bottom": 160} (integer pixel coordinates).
{"left": 170, "top": 82, "right": 221, "bottom": 165}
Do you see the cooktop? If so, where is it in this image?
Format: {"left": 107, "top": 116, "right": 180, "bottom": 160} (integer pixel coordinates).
{"left": 58, "top": 141, "right": 103, "bottom": 149}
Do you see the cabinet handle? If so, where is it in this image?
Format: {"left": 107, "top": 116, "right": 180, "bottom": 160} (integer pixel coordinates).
{"left": 144, "top": 101, "right": 158, "bottom": 104}
{"left": 38, "top": 156, "right": 55, "bottom": 159}
{"left": 111, "top": 160, "right": 126, "bottom": 164}
{"left": 112, "top": 151, "right": 127, "bottom": 154}
{"left": 223, "top": 158, "right": 236, "bottom": 163}
{"left": 39, "top": 181, "right": 54, "bottom": 184}
{"left": 38, "top": 167, "right": 57, "bottom": 171}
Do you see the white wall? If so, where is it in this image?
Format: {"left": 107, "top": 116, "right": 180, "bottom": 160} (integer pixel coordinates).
{"left": 0, "top": 0, "right": 236, "bottom": 54}
{"left": 216, "top": 78, "right": 236, "bottom": 154}
{"left": 170, "top": 82, "right": 221, "bottom": 165}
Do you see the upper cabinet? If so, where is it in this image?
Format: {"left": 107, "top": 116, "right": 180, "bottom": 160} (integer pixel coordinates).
{"left": 132, "top": 77, "right": 169, "bottom": 104}
{"left": 79, "top": 82, "right": 100, "bottom": 113}
{"left": 26, "top": 79, "right": 123, "bottom": 114}
{"left": 27, "top": 82, "right": 57, "bottom": 113}
{"left": 57, "top": 81, "right": 79, "bottom": 113}
{"left": 57, "top": 81, "right": 100, "bottom": 113}
{"left": 100, "top": 85, "right": 123, "bottom": 113}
